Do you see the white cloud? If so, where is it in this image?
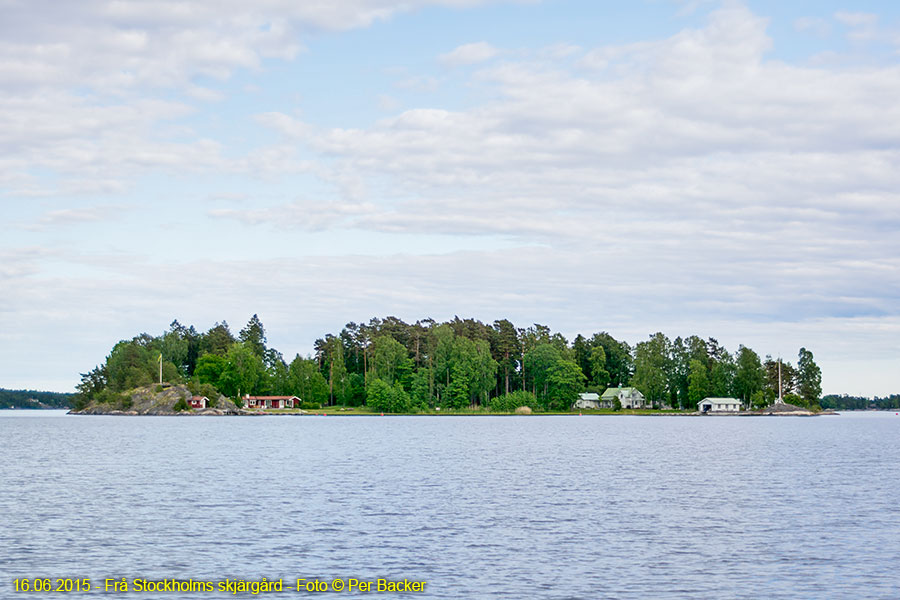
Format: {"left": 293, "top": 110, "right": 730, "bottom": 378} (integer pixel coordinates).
{"left": 0, "top": 0, "right": 523, "bottom": 196}
{"left": 439, "top": 41, "right": 500, "bottom": 66}
{"left": 26, "top": 204, "right": 131, "bottom": 230}
{"left": 251, "top": 3, "right": 900, "bottom": 335}
{"left": 794, "top": 16, "right": 831, "bottom": 38}
{"left": 209, "top": 200, "right": 378, "bottom": 231}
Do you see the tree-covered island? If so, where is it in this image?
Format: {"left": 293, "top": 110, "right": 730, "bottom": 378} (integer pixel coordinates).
{"left": 71, "top": 315, "right": 831, "bottom": 415}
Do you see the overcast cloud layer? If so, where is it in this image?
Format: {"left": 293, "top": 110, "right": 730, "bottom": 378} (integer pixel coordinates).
{"left": 1, "top": 0, "right": 899, "bottom": 396}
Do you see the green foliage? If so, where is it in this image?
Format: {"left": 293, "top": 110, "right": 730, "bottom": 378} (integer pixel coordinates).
{"left": 218, "top": 342, "right": 264, "bottom": 397}
{"left": 186, "top": 380, "right": 220, "bottom": 403}
{"left": 0, "top": 388, "right": 75, "bottom": 409}
{"left": 687, "top": 359, "right": 710, "bottom": 406}
{"left": 365, "top": 378, "right": 420, "bottom": 413}
{"left": 324, "top": 335, "right": 350, "bottom": 405}
{"left": 589, "top": 346, "right": 610, "bottom": 389}
{"left": 783, "top": 392, "right": 805, "bottom": 407}
{"left": 797, "top": 347, "right": 822, "bottom": 406}
{"left": 489, "top": 391, "right": 537, "bottom": 412}
{"left": 300, "top": 401, "right": 321, "bottom": 410}
{"left": 750, "top": 390, "right": 766, "bottom": 410}
{"left": 613, "top": 398, "right": 622, "bottom": 411}
{"left": 632, "top": 333, "right": 671, "bottom": 406}
{"left": 202, "top": 322, "right": 235, "bottom": 356}
{"left": 173, "top": 398, "right": 189, "bottom": 412}
{"left": 734, "top": 346, "right": 765, "bottom": 404}
{"left": 239, "top": 314, "right": 268, "bottom": 360}
{"left": 194, "top": 354, "right": 227, "bottom": 387}
{"left": 288, "top": 356, "right": 329, "bottom": 406}
{"left": 75, "top": 314, "right": 828, "bottom": 417}
{"left": 524, "top": 343, "right": 561, "bottom": 401}
{"left": 372, "top": 335, "right": 410, "bottom": 386}
{"left": 546, "top": 359, "right": 586, "bottom": 410}
{"left": 590, "top": 332, "right": 633, "bottom": 387}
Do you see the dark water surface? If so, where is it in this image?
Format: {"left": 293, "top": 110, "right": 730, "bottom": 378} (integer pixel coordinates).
{"left": 1, "top": 411, "right": 899, "bottom": 599}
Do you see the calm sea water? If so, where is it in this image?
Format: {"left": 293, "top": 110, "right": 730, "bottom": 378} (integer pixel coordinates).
{"left": 1, "top": 411, "right": 899, "bottom": 599}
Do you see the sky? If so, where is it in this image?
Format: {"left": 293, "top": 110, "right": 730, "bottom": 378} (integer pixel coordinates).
{"left": 2, "top": 0, "right": 899, "bottom": 396}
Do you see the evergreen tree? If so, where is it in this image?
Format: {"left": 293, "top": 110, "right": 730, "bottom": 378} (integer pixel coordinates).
{"left": 797, "top": 347, "right": 822, "bottom": 406}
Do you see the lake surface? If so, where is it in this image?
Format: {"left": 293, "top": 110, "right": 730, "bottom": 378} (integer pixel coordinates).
{"left": 1, "top": 411, "right": 899, "bottom": 599}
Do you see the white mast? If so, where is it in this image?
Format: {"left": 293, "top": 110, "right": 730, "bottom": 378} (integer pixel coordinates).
{"left": 775, "top": 357, "right": 784, "bottom": 404}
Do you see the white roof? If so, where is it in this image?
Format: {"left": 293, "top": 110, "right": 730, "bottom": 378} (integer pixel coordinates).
{"left": 698, "top": 397, "right": 741, "bottom": 406}
{"left": 579, "top": 393, "right": 600, "bottom": 400}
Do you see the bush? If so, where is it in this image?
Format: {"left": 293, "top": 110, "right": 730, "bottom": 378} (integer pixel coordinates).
{"left": 613, "top": 399, "right": 622, "bottom": 411}
{"left": 784, "top": 392, "right": 805, "bottom": 407}
{"left": 187, "top": 380, "right": 220, "bottom": 401}
{"left": 489, "top": 391, "right": 537, "bottom": 412}
{"left": 300, "top": 401, "right": 320, "bottom": 410}
{"left": 366, "top": 378, "right": 420, "bottom": 413}
{"left": 173, "top": 398, "right": 189, "bottom": 412}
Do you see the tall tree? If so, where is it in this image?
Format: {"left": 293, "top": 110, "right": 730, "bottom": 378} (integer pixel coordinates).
{"left": 239, "top": 314, "right": 267, "bottom": 360}
{"left": 524, "top": 343, "right": 561, "bottom": 401}
{"left": 631, "top": 332, "right": 671, "bottom": 407}
{"left": 590, "top": 332, "right": 633, "bottom": 386}
{"left": 324, "top": 335, "right": 349, "bottom": 405}
{"left": 546, "top": 359, "right": 586, "bottom": 410}
{"left": 219, "top": 342, "right": 264, "bottom": 397}
{"left": 589, "top": 346, "right": 610, "bottom": 389}
{"left": 797, "top": 347, "right": 822, "bottom": 407}
{"left": 288, "top": 355, "right": 329, "bottom": 405}
{"left": 203, "top": 321, "right": 235, "bottom": 356}
{"left": 372, "top": 335, "right": 411, "bottom": 386}
{"left": 688, "top": 359, "right": 710, "bottom": 406}
{"left": 733, "top": 346, "right": 764, "bottom": 406}
{"left": 492, "top": 319, "right": 520, "bottom": 396}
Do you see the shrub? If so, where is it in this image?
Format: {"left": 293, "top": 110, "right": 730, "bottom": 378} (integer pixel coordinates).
{"left": 489, "top": 391, "right": 537, "bottom": 412}
{"left": 300, "top": 401, "right": 320, "bottom": 410}
{"left": 172, "top": 398, "right": 189, "bottom": 412}
{"left": 366, "top": 378, "right": 419, "bottom": 413}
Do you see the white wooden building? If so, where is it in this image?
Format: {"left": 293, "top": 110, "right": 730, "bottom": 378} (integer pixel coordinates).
{"left": 698, "top": 397, "right": 742, "bottom": 413}
{"left": 574, "top": 392, "right": 601, "bottom": 409}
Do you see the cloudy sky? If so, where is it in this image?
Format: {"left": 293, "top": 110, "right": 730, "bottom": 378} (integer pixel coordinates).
{"left": 2, "top": 0, "right": 899, "bottom": 396}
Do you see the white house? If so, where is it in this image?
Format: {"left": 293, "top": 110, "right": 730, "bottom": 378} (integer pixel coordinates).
{"left": 698, "top": 397, "right": 742, "bottom": 413}
{"left": 600, "top": 387, "right": 647, "bottom": 409}
{"left": 574, "top": 392, "right": 601, "bottom": 409}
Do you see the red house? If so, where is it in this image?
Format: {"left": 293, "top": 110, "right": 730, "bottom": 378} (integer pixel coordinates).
{"left": 244, "top": 395, "right": 300, "bottom": 409}
{"left": 189, "top": 396, "right": 209, "bottom": 409}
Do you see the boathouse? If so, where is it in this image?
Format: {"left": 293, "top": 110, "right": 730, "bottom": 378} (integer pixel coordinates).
{"left": 189, "top": 396, "right": 209, "bottom": 409}
{"left": 698, "top": 397, "right": 742, "bottom": 413}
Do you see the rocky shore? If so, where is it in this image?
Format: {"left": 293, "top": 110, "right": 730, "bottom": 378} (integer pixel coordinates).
{"left": 70, "top": 384, "right": 242, "bottom": 416}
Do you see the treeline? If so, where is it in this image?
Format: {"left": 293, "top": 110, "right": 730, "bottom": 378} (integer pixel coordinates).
{"left": 75, "top": 315, "right": 824, "bottom": 412}
{"left": 0, "top": 389, "right": 74, "bottom": 409}
{"left": 820, "top": 395, "right": 900, "bottom": 411}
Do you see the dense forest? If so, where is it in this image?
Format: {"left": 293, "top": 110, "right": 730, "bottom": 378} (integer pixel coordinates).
{"left": 74, "top": 315, "right": 830, "bottom": 413}
{"left": 820, "top": 395, "right": 900, "bottom": 411}
{"left": 0, "top": 389, "right": 74, "bottom": 409}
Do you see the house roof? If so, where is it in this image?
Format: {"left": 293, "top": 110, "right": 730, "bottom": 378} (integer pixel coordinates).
{"left": 698, "top": 397, "right": 741, "bottom": 405}
{"left": 579, "top": 392, "right": 599, "bottom": 400}
{"left": 191, "top": 396, "right": 209, "bottom": 401}
{"left": 246, "top": 396, "right": 300, "bottom": 400}
{"left": 601, "top": 387, "right": 640, "bottom": 400}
